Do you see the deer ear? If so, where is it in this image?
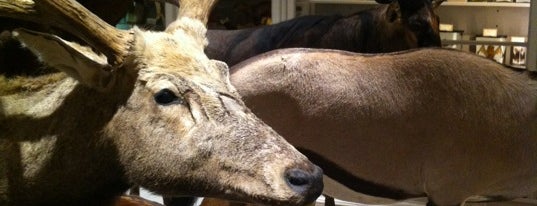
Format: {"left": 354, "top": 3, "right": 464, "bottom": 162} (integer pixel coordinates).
{"left": 12, "top": 29, "right": 115, "bottom": 91}
{"left": 432, "top": 0, "right": 445, "bottom": 9}
{"left": 386, "top": 2, "right": 401, "bottom": 23}
{"left": 211, "top": 60, "right": 238, "bottom": 93}
{"left": 211, "top": 60, "right": 230, "bottom": 79}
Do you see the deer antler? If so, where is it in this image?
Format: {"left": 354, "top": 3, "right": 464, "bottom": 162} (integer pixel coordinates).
{"left": 163, "top": 0, "right": 218, "bottom": 48}
{"left": 176, "top": 0, "right": 217, "bottom": 25}
{"left": 0, "top": 0, "right": 132, "bottom": 66}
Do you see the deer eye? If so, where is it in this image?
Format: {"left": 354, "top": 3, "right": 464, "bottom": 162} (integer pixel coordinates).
{"left": 154, "top": 89, "right": 182, "bottom": 105}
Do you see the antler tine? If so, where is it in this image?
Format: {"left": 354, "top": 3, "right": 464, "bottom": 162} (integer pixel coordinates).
{"left": 176, "top": 0, "right": 218, "bottom": 25}
{"left": 0, "top": 0, "right": 132, "bottom": 66}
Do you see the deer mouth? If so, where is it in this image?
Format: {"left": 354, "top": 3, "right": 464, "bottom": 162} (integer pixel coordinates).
{"left": 216, "top": 165, "right": 324, "bottom": 206}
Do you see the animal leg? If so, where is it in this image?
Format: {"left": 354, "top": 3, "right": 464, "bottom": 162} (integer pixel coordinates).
{"left": 129, "top": 186, "right": 140, "bottom": 196}
{"left": 426, "top": 198, "right": 461, "bottom": 206}
{"left": 324, "top": 194, "right": 335, "bottom": 206}
{"left": 426, "top": 200, "right": 436, "bottom": 206}
{"left": 163, "top": 196, "right": 198, "bottom": 206}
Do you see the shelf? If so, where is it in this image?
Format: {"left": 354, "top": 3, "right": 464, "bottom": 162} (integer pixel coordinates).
{"left": 308, "top": 0, "right": 530, "bottom": 7}
{"left": 442, "top": 40, "right": 528, "bottom": 46}
{"left": 308, "top": 0, "right": 377, "bottom": 5}
{"left": 443, "top": 1, "right": 530, "bottom": 7}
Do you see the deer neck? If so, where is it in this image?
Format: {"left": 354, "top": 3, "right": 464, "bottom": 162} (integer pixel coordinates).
{"left": 0, "top": 71, "right": 134, "bottom": 140}
{"left": 0, "top": 73, "right": 131, "bottom": 204}
{"left": 0, "top": 73, "right": 74, "bottom": 117}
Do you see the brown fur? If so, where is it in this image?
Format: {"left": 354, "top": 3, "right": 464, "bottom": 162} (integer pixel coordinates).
{"left": 0, "top": 72, "right": 64, "bottom": 96}
{"left": 230, "top": 47, "right": 537, "bottom": 206}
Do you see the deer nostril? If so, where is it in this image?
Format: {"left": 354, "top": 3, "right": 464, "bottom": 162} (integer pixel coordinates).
{"left": 284, "top": 166, "right": 323, "bottom": 202}
{"left": 286, "top": 169, "right": 310, "bottom": 187}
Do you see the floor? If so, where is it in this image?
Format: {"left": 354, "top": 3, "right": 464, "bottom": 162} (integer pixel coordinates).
{"left": 135, "top": 187, "right": 537, "bottom": 206}
{"left": 314, "top": 197, "right": 537, "bottom": 206}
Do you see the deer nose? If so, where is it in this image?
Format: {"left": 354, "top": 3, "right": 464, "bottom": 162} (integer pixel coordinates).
{"left": 285, "top": 166, "right": 324, "bottom": 203}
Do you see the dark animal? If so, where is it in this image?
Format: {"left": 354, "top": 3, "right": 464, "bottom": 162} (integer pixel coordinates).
{"left": 230, "top": 47, "right": 537, "bottom": 206}
{"left": 0, "top": 0, "right": 323, "bottom": 205}
{"left": 205, "top": 0, "right": 443, "bottom": 66}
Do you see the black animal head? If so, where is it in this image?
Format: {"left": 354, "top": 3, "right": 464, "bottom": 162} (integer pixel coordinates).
{"left": 380, "top": 0, "right": 444, "bottom": 49}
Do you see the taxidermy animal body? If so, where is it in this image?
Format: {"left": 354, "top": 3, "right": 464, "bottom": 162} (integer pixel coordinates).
{"left": 206, "top": 0, "right": 443, "bottom": 66}
{"left": 230, "top": 47, "right": 537, "bottom": 206}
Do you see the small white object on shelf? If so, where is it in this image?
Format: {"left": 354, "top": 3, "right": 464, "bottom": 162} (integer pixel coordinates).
{"left": 483, "top": 28, "right": 498, "bottom": 37}
{"left": 440, "top": 23, "right": 454, "bottom": 31}
{"left": 510, "top": 36, "right": 527, "bottom": 66}
{"left": 440, "top": 30, "right": 464, "bottom": 49}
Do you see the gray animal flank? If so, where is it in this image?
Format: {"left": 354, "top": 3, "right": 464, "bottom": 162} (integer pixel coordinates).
{"left": 230, "top": 47, "right": 537, "bottom": 206}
